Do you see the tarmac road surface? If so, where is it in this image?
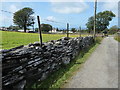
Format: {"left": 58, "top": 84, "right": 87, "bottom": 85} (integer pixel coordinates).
{"left": 64, "top": 37, "right": 118, "bottom": 88}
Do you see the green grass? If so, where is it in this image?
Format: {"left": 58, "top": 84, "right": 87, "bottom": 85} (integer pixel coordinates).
{"left": 114, "top": 34, "right": 120, "bottom": 42}
{"left": 1, "top": 31, "right": 88, "bottom": 49}
{"left": 25, "top": 37, "right": 103, "bottom": 89}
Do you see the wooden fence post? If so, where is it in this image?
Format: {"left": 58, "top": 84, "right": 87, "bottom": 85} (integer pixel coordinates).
{"left": 79, "top": 26, "right": 81, "bottom": 37}
{"left": 67, "top": 23, "right": 69, "bottom": 38}
{"left": 37, "top": 16, "right": 42, "bottom": 47}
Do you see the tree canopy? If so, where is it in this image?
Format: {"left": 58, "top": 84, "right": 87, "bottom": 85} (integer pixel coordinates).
{"left": 71, "top": 28, "right": 76, "bottom": 33}
{"left": 41, "top": 24, "right": 52, "bottom": 32}
{"left": 13, "top": 7, "right": 34, "bottom": 32}
{"left": 86, "top": 11, "right": 116, "bottom": 33}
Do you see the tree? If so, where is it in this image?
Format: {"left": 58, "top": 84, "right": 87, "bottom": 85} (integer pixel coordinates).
{"left": 71, "top": 28, "right": 76, "bottom": 33}
{"left": 56, "top": 28, "right": 59, "bottom": 31}
{"left": 109, "top": 25, "right": 118, "bottom": 34}
{"left": 8, "top": 25, "right": 20, "bottom": 31}
{"left": 86, "top": 11, "right": 116, "bottom": 33}
{"left": 86, "top": 17, "right": 94, "bottom": 33}
{"left": 41, "top": 24, "right": 52, "bottom": 32}
{"left": 35, "top": 28, "right": 38, "bottom": 32}
{"left": 13, "top": 7, "right": 34, "bottom": 32}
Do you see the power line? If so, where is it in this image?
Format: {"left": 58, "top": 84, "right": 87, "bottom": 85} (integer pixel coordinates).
{"left": 1, "top": 10, "right": 14, "bottom": 28}
{"left": 43, "top": 18, "right": 79, "bottom": 28}
{"left": 44, "top": 19, "right": 66, "bottom": 24}
{"left": 1, "top": 10, "right": 14, "bottom": 14}
{"left": 1, "top": 10, "right": 81, "bottom": 29}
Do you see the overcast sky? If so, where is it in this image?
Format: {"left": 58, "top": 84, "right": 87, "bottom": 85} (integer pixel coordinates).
{"left": 0, "top": 0, "right": 119, "bottom": 29}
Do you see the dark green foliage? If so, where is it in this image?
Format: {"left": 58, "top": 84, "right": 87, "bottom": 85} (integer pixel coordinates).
{"left": 71, "top": 28, "right": 76, "bottom": 33}
{"left": 86, "top": 17, "right": 94, "bottom": 32}
{"left": 13, "top": 7, "right": 34, "bottom": 32}
{"left": 41, "top": 24, "right": 52, "bottom": 32}
{"left": 35, "top": 28, "right": 38, "bottom": 32}
{"left": 8, "top": 25, "right": 21, "bottom": 31}
{"left": 86, "top": 11, "right": 116, "bottom": 33}
{"left": 56, "top": 28, "right": 59, "bottom": 31}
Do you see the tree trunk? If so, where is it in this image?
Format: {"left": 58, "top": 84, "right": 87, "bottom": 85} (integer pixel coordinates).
{"left": 24, "top": 16, "right": 27, "bottom": 32}
{"left": 24, "top": 25, "right": 26, "bottom": 32}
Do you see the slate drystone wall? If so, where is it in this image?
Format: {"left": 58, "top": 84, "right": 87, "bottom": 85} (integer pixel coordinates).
{"left": 1, "top": 36, "right": 94, "bottom": 90}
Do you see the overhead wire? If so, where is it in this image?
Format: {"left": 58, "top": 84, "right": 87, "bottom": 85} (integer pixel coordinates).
{"left": 1, "top": 9, "right": 82, "bottom": 30}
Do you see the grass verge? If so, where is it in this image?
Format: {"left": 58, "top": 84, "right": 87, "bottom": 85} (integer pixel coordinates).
{"left": 26, "top": 37, "right": 103, "bottom": 89}
{"left": 114, "top": 34, "right": 120, "bottom": 42}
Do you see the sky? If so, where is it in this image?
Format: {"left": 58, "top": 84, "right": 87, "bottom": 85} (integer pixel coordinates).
{"left": 0, "top": 0, "right": 119, "bottom": 30}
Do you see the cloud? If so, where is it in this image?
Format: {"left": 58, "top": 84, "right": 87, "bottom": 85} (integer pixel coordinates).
{"left": 51, "top": 2, "right": 88, "bottom": 14}
{"left": 1, "top": 0, "right": 119, "bottom": 2}
{"left": 50, "top": 0, "right": 119, "bottom": 2}
{"left": 102, "top": 1, "right": 118, "bottom": 10}
{"left": 46, "top": 16, "right": 55, "bottom": 21}
{"left": 98, "top": 0, "right": 119, "bottom": 2}
{"left": 102, "top": 1, "right": 118, "bottom": 17}
{"left": 0, "top": 14, "right": 13, "bottom": 26}
{"left": 0, "top": 3, "right": 23, "bottom": 26}
{"left": 9, "top": 5, "right": 19, "bottom": 13}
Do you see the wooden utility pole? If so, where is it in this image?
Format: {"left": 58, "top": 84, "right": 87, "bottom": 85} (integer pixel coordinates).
{"left": 37, "top": 16, "right": 42, "bottom": 47}
{"left": 93, "top": 0, "right": 97, "bottom": 39}
{"left": 67, "top": 23, "right": 69, "bottom": 38}
{"left": 79, "top": 26, "right": 81, "bottom": 37}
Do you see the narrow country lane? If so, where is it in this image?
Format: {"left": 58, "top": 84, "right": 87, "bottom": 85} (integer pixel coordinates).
{"left": 64, "top": 36, "right": 118, "bottom": 88}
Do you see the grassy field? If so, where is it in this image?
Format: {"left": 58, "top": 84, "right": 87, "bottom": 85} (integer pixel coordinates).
{"left": 1, "top": 31, "right": 88, "bottom": 49}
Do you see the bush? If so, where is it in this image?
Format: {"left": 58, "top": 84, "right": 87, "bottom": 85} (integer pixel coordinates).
{"left": 114, "top": 33, "right": 120, "bottom": 42}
